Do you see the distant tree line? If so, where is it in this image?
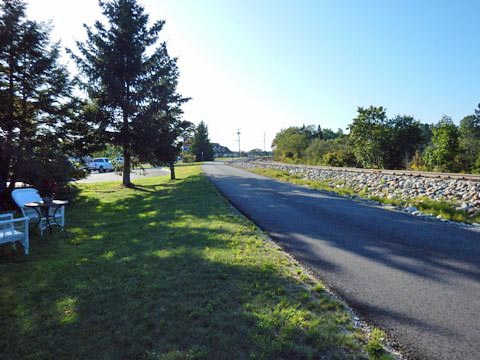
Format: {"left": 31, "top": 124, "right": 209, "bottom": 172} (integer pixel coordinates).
{"left": 0, "top": 0, "right": 192, "bottom": 206}
{"left": 272, "top": 105, "right": 480, "bottom": 173}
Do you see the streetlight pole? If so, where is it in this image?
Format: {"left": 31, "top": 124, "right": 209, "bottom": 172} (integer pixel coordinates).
{"left": 237, "top": 129, "right": 241, "bottom": 157}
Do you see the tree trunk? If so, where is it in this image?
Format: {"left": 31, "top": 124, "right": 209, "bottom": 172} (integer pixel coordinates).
{"left": 169, "top": 161, "right": 175, "bottom": 180}
{"left": 0, "top": 174, "right": 7, "bottom": 210}
{"left": 122, "top": 147, "right": 132, "bottom": 187}
{"left": 6, "top": 175, "right": 15, "bottom": 191}
{"left": 4, "top": 52, "right": 15, "bottom": 193}
{"left": 122, "top": 97, "right": 132, "bottom": 187}
{"left": 6, "top": 158, "right": 18, "bottom": 191}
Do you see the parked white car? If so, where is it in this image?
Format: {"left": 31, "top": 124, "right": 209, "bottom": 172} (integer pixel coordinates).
{"left": 86, "top": 158, "right": 114, "bottom": 173}
{"left": 113, "top": 157, "right": 124, "bottom": 165}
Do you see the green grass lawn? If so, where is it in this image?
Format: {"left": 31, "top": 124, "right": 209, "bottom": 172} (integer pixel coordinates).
{"left": 248, "top": 167, "right": 480, "bottom": 224}
{"left": 0, "top": 165, "right": 381, "bottom": 359}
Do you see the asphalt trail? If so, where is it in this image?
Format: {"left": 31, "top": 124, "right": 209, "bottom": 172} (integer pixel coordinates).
{"left": 77, "top": 167, "right": 168, "bottom": 183}
{"left": 203, "top": 162, "right": 480, "bottom": 360}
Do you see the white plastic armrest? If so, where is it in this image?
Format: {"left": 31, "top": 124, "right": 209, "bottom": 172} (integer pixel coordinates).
{"left": 4, "top": 217, "right": 29, "bottom": 224}
{"left": 0, "top": 213, "right": 13, "bottom": 220}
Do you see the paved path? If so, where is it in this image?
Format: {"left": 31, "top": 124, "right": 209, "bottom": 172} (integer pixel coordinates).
{"left": 203, "top": 162, "right": 480, "bottom": 360}
{"left": 77, "top": 167, "right": 168, "bottom": 183}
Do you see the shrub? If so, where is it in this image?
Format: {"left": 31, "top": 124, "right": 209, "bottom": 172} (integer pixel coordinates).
{"left": 305, "top": 138, "right": 356, "bottom": 166}
{"left": 181, "top": 152, "right": 196, "bottom": 163}
{"left": 473, "top": 155, "right": 480, "bottom": 174}
{"left": 408, "top": 150, "right": 427, "bottom": 171}
{"left": 322, "top": 150, "right": 357, "bottom": 167}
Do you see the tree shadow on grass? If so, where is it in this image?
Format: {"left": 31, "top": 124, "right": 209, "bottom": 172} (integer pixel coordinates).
{"left": 7, "top": 251, "right": 364, "bottom": 359}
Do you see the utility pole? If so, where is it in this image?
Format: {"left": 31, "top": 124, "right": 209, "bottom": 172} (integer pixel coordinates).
{"left": 237, "top": 129, "right": 241, "bottom": 156}
{"left": 263, "top": 132, "right": 266, "bottom": 152}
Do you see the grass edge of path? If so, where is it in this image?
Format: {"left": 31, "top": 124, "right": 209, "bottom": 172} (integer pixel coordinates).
{"left": 203, "top": 166, "right": 399, "bottom": 360}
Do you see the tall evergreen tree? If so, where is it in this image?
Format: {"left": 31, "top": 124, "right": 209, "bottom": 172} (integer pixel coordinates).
{"left": 71, "top": 0, "right": 187, "bottom": 186}
{"left": 0, "top": 0, "right": 77, "bottom": 198}
{"left": 132, "top": 40, "right": 191, "bottom": 180}
{"left": 190, "top": 121, "right": 214, "bottom": 162}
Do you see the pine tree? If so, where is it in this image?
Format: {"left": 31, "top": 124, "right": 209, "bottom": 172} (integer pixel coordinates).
{"left": 132, "top": 40, "right": 191, "bottom": 180}
{"left": 146, "top": 116, "right": 193, "bottom": 179}
{"left": 71, "top": 0, "right": 188, "bottom": 187}
{"left": 0, "top": 0, "right": 76, "bottom": 198}
{"left": 190, "top": 121, "right": 214, "bottom": 162}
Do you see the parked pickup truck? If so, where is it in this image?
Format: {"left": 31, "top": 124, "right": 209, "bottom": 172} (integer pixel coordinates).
{"left": 86, "top": 158, "right": 114, "bottom": 173}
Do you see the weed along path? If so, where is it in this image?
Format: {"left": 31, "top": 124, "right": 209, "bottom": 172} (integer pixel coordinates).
{"left": 203, "top": 162, "right": 480, "bottom": 360}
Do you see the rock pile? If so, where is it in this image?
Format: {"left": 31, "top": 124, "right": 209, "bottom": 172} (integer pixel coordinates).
{"left": 233, "top": 160, "right": 480, "bottom": 218}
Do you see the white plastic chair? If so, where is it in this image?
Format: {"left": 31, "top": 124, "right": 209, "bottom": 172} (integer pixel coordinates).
{"left": 11, "top": 188, "right": 65, "bottom": 236}
{"left": 0, "top": 213, "right": 29, "bottom": 254}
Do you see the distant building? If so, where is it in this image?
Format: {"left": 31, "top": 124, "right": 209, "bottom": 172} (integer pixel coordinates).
{"left": 211, "top": 143, "right": 233, "bottom": 158}
{"left": 181, "top": 138, "right": 192, "bottom": 152}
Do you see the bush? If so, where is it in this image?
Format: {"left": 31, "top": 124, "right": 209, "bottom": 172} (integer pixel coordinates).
{"left": 305, "top": 138, "right": 356, "bottom": 166}
{"left": 473, "top": 155, "right": 480, "bottom": 174}
{"left": 408, "top": 150, "right": 427, "bottom": 171}
{"left": 322, "top": 150, "right": 357, "bottom": 167}
{"left": 0, "top": 154, "right": 87, "bottom": 209}
{"left": 273, "top": 128, "right": 310, "bottom": 161}
{"left": 181, "top": 152, "right": 196, "bottom": 163}
{"left": 17, "top": 156, "right": 86, "bottom": 195}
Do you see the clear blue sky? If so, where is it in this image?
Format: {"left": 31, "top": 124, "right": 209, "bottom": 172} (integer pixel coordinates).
{"left": 27, "top": 0, "right": 480, "bottom": 151}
